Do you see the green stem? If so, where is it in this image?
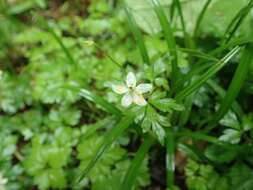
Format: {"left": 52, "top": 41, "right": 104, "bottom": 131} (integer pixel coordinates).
{"left": 166, "top": 128, "right": 175, "bottom": 190}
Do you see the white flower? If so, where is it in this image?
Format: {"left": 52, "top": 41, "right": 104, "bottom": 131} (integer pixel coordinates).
{"left": 0, "top": 173, "right": 7, "bottom": 190}
{"left": 112, "top": 72, "right": 152, "bottom": 107}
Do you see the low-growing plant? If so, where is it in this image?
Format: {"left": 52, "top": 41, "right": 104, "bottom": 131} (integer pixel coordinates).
{"left": 0, "top": 0, "right": 253, "bottom": 190}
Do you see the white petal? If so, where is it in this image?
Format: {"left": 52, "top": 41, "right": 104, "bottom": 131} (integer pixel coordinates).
{"left": 136, "top": 83, "right": 153, "bottom": 94}
{"left": 133, "top": 93, "right": 147, "bottom": 106}
{"left": 121, "top": 93, "right": 133, "bottom": 107}
{"left": 112, "top": 84, "right": 128, "bottom": 94}
{"left": 126, "top": 72, "right": 136, "bottom": 88}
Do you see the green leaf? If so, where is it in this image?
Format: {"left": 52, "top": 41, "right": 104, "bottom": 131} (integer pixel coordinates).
{"left": 35, "top": 168, "right": 67, "bottom": 190}
{"left": 175, "top": 46, "right": 241, "bottom": 101}
{"left": 219, "top": 129, "right": 241, "bottom": 144}
{"left": 143, "top": 105, "right": 167, "bottom": 144}
{"left": 210, "top": 44, "right": 253, "bottom": 128}
{"left": 193, "top": 0, "right": 212, "bottom": 37}
{"left": 151, "top": 0, "right": 179, "bottom": 82}
{"left": 76, "top": 115, "right": 134, "bottom": 183}
{"left": 204, "top": 145, "right": 237, "bottom": 163}
{"left": 121, "top": 136, "right": 154, "bottom": 190}
{"left": 151, "top": 98, "right": 184, "bottom": 112}
{"left": 77, "top": 134, "right": 126, "bottom": 186}
{"left": 79, "top": 89, "right": 122, "bottom": 116}
{"left": 91, "top": 159, "right": 150, "bottom": 190}
{"left": 228, "top": 163, "right": 253, "bottom": 190}
{"left": 185, "top": 159, "right": 229, "bottom": 190}
{"left": 44, "top": 21, "right": 77, "bottom": 66}
{"left": 200, "top": 0, "right": 251, "bottom": 37}
{"left": 176, "top": 130, "right": 221, "bottom": 145}
{"left": 222, "top": 0, "right": 253, "bottom": 44}
{"left": 206, "top": 80, "right": 243, "bottom": 119}
{"left": 152, "top": 121, "right": 166, "bottom": 144}
{"left": 219, "top": 111, "right": 240, "bottom": 129}
{"left": 124, "top": 5, "right": 150, "bottom": 65}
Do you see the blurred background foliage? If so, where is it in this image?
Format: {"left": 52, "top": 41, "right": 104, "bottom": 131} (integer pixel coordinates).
{"left": 0, "top": 0, "right": 253, "bottom": 190}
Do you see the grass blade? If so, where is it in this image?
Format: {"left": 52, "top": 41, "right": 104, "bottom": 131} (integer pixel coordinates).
{"left": 210, "top": 44, "right": 253, "bottom": 128}
{"left": 175, "top": 46, "right": 241, "bottom": 101}
{"left": 177, "top": 47, "right": 218, "bottom": 62}
{"left": 176, "top": 130, "right": 221, "bottom": 144}
{"left": 174, "top": 63, "right": 210, "bottom": 93}
{"left": 193, "top": 0, "right": 212, "bottom": 37}
{"left": 173, "top": 0, "right": 193, "bottom": 49}
{"left": 46, "top": 23, "right": 77, "bottom": 65}
{"left": 124, "top": 5, "right": 150, "bottom": 65}
{"left": 76, "top": 115, "right": 135, "bottom": 183}
{"left": 121, "top": 136, "right": 154, "bottom": 190}
{"left": 151, "top": 0, "right": 179, "bottom": 85}
{"left": 80, "top": 89, "right": 122, "bottom": 116}
{"left": 80, "top": 117, "right": 116, "bottom": 139}
{"left": 211, "top": 37, "right": 252, "bottom": 55}
{"left": 222, "top": 0, "right": 253, "bottom": 44}
{"left": 206, "top": 80, "right": 243, "bottom": 119}
{"left": 173, "top": 0, "right": 186, "bottom": 35}
{"left": 166, "top": 128, "right": 175, "bottom": 189}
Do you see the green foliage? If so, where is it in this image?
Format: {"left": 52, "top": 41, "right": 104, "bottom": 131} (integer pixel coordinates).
{"left": 185, "top": 159, "right": 229, "bottom": 190}
{"left": 77, "top": 134, "right": 150, "bottom": 190}
{"left": 1, "top": 0, "right": 253, "bottom": 189}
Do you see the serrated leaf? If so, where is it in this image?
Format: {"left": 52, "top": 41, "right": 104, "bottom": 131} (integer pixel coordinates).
{"left": 219, "top": 129, "right": 241, "bottom": 144}
{"left": 152, "top": 121, "right": 166, "bottom": 144}
{"left": 151, "top": 98, "right": 184, "bottom": 112}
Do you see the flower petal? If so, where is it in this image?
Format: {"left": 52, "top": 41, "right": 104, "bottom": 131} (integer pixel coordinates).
{"left": 121, "top": 93, "right": 133, "bottom": 107}
{"left": 136, "top": 83, "right": 153, "bottom": 94}
{"left": 126, "top": 72, "right": 136, "bottom": 88}
{"left": 133, "top": 93, "right": 147, "bottom": 106}
{"left": 112, "top": 84, "right": 128, "bottom": 94}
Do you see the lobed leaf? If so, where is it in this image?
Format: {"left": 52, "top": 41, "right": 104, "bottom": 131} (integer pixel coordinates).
{"left": 76, "top": 115, "right": 135, "bottom": 183}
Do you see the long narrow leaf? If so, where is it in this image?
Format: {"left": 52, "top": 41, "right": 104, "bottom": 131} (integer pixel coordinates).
{"left": 195, "top": 37, "right": 252, "bottom": 67}
{"left": 79, "top": 89, "right": 122, "bottom": 116}
{"left": 175, "top": 46, "right": 241, "bottom": 101}
{"left": 176, "top": 130, "right": 221, "bottom": 144}
{"left": 193, "top": 0, "right": 212, "bottom": 37}
{"left": 46, "top": 23, "right": 77, "bottom": 65}
{"left": 121, "top": 136, "right": 154, "bottom": 190}
{"left": 80, "top": 117, "right": 116, "bottom": 139}
{"left": 177, "top": 47, "right": 218, "bottom": 62}
{"left": 206, "top": 80, "right": 243, "bottom": 119}
{"left": 174, "top": 63, "right": 211, "bottom": 93}
{"left": 173, "top": 0, "right": 193, "bottom": 49}
{"left": 124, "top": 6, "right": 150, "bottom": 65}
{"left": 211, "top": 37, "right": 252, "bottom": 56}
{"left": 210, "top": 44, "right": 253, "bottom": 128}
{"left": 222, "top": 0, "right": 253, "bottom": 44}
{"left": 76, "top": 115, "right": 134, "bottom": 183}
{"left": 151, "top": 0, "right": 179, "bottom": 84}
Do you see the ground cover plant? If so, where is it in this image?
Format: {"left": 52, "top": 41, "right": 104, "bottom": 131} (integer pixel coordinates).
{"left": 0, "top": 0, "right": 253, "bottom": 189}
